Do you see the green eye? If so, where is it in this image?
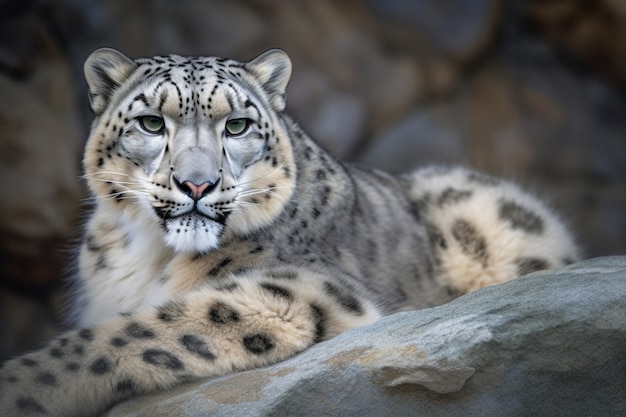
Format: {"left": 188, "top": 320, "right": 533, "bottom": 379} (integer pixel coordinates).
{"left": 225, "top": 119, "right": 250, "bottom": 136}
{"left": 138, "top": 116, "right": 165, "bottom": 134}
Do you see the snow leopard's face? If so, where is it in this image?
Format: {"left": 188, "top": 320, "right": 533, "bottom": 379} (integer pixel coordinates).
{"left": 83, "top": 48, "right": 296, "bottom": 253}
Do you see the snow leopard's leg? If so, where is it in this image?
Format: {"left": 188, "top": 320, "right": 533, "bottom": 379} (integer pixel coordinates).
{"left": 0, "top": 267, "right": 380, "bottom": 417}
{"left": 404, "top": 167, "right": 581, "bottom": 294}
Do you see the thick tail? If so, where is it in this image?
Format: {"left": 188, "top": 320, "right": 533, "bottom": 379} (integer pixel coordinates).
{"left": 403, "top": 166, "right": 580, "bottom": 294}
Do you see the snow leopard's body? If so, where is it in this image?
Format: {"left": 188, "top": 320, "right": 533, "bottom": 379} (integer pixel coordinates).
{"left": 0, "top": 48, "right": 579, "bottom": 417}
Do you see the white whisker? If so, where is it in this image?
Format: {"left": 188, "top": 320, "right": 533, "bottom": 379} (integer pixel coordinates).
{"left": 82, "top": 189, "right": 150, "bottom": 202}
{"left": 82, "top": 171, "right": 152, "bottom": 184}
{"left": 229, "top": 201, "right": 260, "bottom": 209}
{"left": 237, "top": 187, "right": 287, "bottom": 202}
{"left": 235, "top": 163, "right": 285, "bottom": 188}
{"left": 85, "top": 177, "right": 147, "bottom": 187}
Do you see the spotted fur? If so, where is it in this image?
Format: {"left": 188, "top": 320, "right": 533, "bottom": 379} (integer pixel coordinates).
{"left": 0, "top": 48, "right": 579, "bottom": 416}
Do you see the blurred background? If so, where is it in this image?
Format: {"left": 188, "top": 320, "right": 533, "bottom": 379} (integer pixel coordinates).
{"left": 1, "top": 0, "right": 625, "bottom": 361}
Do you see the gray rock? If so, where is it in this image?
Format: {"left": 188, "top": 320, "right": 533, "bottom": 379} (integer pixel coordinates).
{"left": 357, "top": 108, "right": 467, "bottom": 173}
{"left": 106, "top": 256, "right": 626, "bottom": 417}
{"left": 365, "top": 0, "right": 499, "bottom": 59}
{"left": 310, "top": 93, "right": 366, "bottom": 158}
{"left": 287, "top": 70, "right": 366, "bottom": 159}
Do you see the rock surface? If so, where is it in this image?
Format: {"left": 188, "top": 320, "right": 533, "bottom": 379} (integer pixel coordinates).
{"left": 105, "top": 256, "right": 626, "bottom": 417}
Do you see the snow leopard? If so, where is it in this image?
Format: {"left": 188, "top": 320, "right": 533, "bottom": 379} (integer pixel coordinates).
{"left": 0, "top": 48, "right": 579, "bottom": 417}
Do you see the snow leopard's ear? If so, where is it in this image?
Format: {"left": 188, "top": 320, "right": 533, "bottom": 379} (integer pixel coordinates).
{"left": 84, "top": 48, "right": 137, "bottom": 115}
{"left": 245, "top": 49, "right": 292, "bottom": 112}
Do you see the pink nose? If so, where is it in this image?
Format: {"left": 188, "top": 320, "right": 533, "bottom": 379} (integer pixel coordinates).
{"left": 183, "top": 181, "right": 212, "bottom": 200}
{"left": 173, "top": 176, "right": 220, "bottom": 201}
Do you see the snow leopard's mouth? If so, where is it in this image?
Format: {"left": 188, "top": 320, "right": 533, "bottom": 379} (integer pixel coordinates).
{"left": 155, "top": 206, "right": 228, "bottom": 226}
{"left": 160, "top": 209, "right": 228, "bottom": 253}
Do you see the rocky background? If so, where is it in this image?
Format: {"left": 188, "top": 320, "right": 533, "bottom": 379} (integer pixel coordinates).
{"left": 1, "top": 0, "right": 625, "bottom": 360}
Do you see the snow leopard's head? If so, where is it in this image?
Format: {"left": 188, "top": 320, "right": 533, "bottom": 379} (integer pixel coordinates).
{"left": 83, "top": 48, "right": 295, "bottom": 253}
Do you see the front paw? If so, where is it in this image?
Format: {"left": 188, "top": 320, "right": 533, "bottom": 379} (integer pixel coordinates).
{"left": 1, "top": 356, "right": 50, "bottom": 416}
